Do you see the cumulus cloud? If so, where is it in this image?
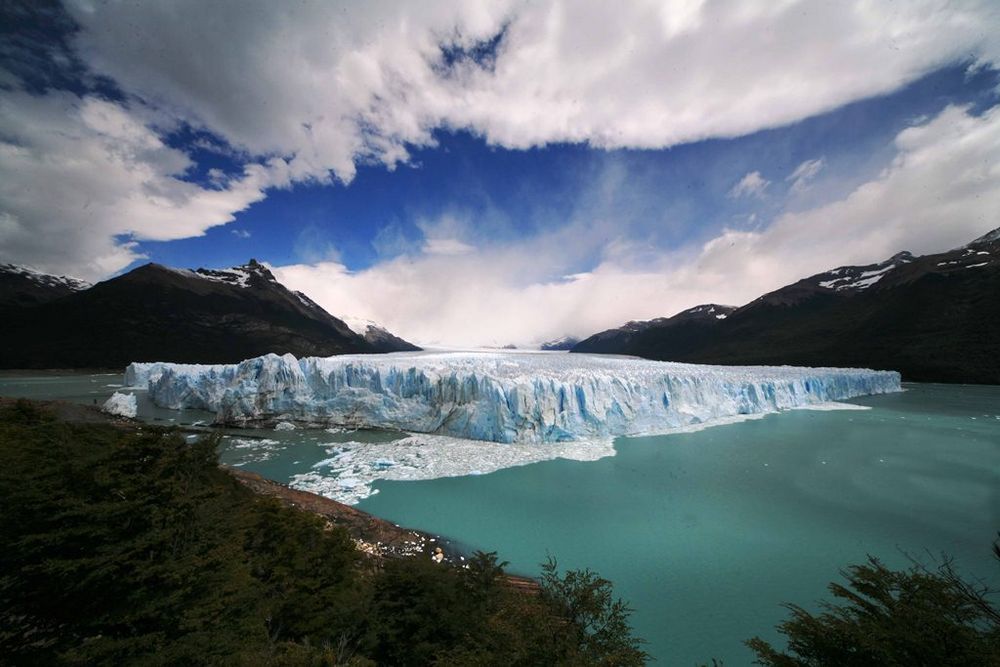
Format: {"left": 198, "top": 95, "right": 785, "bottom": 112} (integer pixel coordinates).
{"left": 5, "top": 0, "right": 1000, "bottom": 287}
{"left": 274, "top": 104, "right": 1000, "bottom": 346}
{"left": 727, "top": 171, "right": 770, "bottom": 198}
{"left": 65, "top": 0, "right": 1000, "bottom": 182}
{"left": 0, "top": 89, "right": 285, "bottom": 280}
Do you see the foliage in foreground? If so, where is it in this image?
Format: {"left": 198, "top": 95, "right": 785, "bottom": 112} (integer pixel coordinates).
{"left": 747, "top": 546, "right": 1000, "bottom": 666}
{"left": 0, "top": 400, "right": 647, "bottom": 666}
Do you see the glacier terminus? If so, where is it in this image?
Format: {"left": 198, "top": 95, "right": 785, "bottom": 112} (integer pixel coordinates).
{"left": 125, "top": 351, "right": 901, "bottom": 444}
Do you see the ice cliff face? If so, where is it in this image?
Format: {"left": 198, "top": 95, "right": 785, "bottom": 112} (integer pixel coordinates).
{"left": 102, "top": 391, "right": 137, "bottom": 418}
{"left": 126, "top": 351, "right": 901, "bottom": 443}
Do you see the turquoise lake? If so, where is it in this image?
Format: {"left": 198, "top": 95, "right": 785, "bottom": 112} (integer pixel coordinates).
{"left": 2, "top": 374, "right": 998, "bottom": 665}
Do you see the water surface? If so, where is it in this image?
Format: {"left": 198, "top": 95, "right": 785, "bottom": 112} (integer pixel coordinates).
{"left": 3, "top": 374, "right": 997, "bottom": 664}
{"left": 357, "top": 384, "right": 1000, "bottom": 664}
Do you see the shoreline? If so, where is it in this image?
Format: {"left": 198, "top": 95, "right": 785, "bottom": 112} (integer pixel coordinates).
{"left": 0, "top": 396, "right": 537, "bottom": 590}
{"left": 0, "top": 397, "right": 439, "bottom": 558}
{"left": 225, "top": 465, "right": 438, "bottom": 559}
{"left": 226, "top": 465, "right": 543, "bottom": 593}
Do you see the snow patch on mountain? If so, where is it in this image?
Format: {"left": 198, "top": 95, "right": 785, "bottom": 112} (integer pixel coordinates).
{"left": 0, "top": 263, "right": 91, "bottom": 291}
{"left": 340, "top": 315, "right": 381, "bottom": 336}
{"left": 539, "top": 336, "right": 580, "bottom": 351}
{"left": 194, "top": 258, "right": 274, "bottom": 288}
{"left": 817, "top": 253, "right": 913, "bottom": 291}
{"left": 966, "top": 226, "right": 1000, "bottom": 247}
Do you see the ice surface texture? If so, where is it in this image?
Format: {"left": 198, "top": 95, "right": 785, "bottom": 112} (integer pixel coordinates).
{"left": 102, "top": 391, "right": 137, "bottom": 418}
{"left": 126, "top": 351, "right": 900, "bottom": 443}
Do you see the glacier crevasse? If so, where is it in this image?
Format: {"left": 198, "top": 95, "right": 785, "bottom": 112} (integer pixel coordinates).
{"left": 125, "top": 351, "right": 901, "bottom": 443}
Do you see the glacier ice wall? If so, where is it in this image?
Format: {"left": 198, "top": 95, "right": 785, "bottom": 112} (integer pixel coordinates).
{"left": 126, "top": 351, "right": 901, "bottom": 443}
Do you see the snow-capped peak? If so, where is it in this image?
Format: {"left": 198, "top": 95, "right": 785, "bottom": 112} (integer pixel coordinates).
{"left": 967, "top": 226, "right": 1000, "bottom": 247}
{"left": 0, "top": 263, "right": 91, "bottom": 291}
{"left": 194, "top": 258, "right": 276, "bottom": 288}
{"left": 336, "top": 314, "right": 421, "bottom": 352}
{"left": 539, "top": 335, "right": 580, "bottom": 351}
{"left": 340, "top": 315, "right": 382, "bottom": 336}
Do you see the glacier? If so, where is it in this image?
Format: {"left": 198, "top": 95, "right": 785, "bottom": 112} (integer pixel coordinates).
{"left": 125, "top": 351, "right": 901, "bottom": 443}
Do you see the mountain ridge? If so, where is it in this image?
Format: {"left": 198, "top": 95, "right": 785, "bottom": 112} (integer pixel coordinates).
{"left": 0, "top": 263, "right": 91, "bottom": 308}
{"left": 572, "top": 228, "right": 1000, "bottom": 384}
{"left": 0, "top": 259, "right": 418, "bottom": 369}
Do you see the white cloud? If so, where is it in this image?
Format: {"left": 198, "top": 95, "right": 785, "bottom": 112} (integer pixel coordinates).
{"left": 5, "top": 0, "right": 1000, "bottom": 285}
{"left": 64, "top": 0, "right": 1000, "bottom": 183}
{"left": 293, "top": 225, "right": 342, "bottom": 264}
{"left": 231, "top": 228, "right": 252, "bottom": 239}
{"left": 423, "top": 238, "right": 476, "bottom": 256}
{"left": 787, "top": 158, "right": 825, "bottom": 192}
{"left": 274, "top": 104, "right": 1000, "bottom": 346}
{"left": 727, "top": 171, "right": 770, "bottom": 198}
{"left": 0, "top": 90, "right": 284, "bottom": 281}
{"left": 417, "top": 213, "right": 478, "bottom": 256}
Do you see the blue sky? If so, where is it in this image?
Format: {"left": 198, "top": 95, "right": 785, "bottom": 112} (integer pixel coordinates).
{"left": 2, "top": 1, "right": 1000, "bottom": 344}
{"left": 146, "top": 64, "right": 999, "bottom": 275}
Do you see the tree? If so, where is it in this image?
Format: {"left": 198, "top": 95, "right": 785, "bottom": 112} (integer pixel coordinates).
{"left": 1, "top": 401, "right": 648, "bottom": 666}
{"left": 747, "top": 543, "right": 1000, "bottom": 666}
{"left": 539, "top": 557, "right": 649, "bottom": 666}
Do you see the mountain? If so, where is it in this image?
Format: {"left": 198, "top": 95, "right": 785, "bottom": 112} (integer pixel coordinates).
{"left": 339, "top": 315, "right": 421, "bottom": 353}
{"left": 572, "top": 229, "right": 1000, "bottom": 384}
{"left": 0, "top": 259, "right": 419, "bottom": 369}
{"left": 0, "top": 264, "right": 91, "bottom": 308}
{"left": 539, "top": 336, "right": 580, "bottom": 351}
{"left": 573, "top": 305, "right": 736, "bottom": 355}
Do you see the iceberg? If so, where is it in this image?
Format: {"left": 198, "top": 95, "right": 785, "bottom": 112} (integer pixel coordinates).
{"left": 102, "top": 391, "right": 137, "bottom": 418}
{"left": 125, "top": 351, "right": 901, "bottom": 443}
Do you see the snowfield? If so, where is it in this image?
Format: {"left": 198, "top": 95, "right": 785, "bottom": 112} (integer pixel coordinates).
{"left": 125, "top": 351, "right": 901, "bottom": 443}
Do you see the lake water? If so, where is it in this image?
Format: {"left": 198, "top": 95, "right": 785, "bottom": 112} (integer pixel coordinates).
{"left": 2, "top": 373, "right": 998, "bottom": 665}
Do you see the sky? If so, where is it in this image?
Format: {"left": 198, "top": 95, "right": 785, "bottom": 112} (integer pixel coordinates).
{"left": 2, "top": 1, "right": 1000, "bottom": 347}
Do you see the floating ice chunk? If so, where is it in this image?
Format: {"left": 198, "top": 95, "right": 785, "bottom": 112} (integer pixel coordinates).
{"left": 794, "top": 402, "right": 871, "bottom": 411}
{"left": 102, "top": 391, "right": 137, "bottom": 418}
{"left": 274, "top": 421, "right": 296, "bottom": 431}
{"left": 228, "top": 437, "right": 282, "bottom": 448}
{"left": 128, "top": 351, "right": 901, "bottom": 444}
{"left": 290, "top": 433, "right": 617, "bottom": 504}
{"left": 223, "top": 437, "right": 284, "bottom": 465}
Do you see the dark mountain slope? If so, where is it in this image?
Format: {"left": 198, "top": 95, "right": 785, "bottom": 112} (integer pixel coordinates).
{"left": 539, "top": 336, "right": 580, "bottom": 351}
{"left": 334, "top": 313, "right": 421, "bottom": 353}
{"left": 572, "top": 229, "right": 1000, "bottom": 384}
{"left": 0, "top": 260, "right": 419, "bottom": 368}
{"left": 0, "top": 264, "right": 90, "bottom": 308}
{"left": 574, "top": 304, "right": 736, "bottom": 355}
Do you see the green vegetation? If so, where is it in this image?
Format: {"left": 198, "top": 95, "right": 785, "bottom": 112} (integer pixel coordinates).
{"left": 747, "top": 549, "right": 1000, "bottom": 666}
{"left": 0, "top": 400, "right": 647, "bottom": 666}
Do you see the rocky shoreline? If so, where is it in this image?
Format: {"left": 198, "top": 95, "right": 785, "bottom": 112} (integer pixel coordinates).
{"left": 226, "top": 466, "right": 435, "bottom": 559}
{"left": 225, "top": 467, "right": 541, "bottom": 592}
